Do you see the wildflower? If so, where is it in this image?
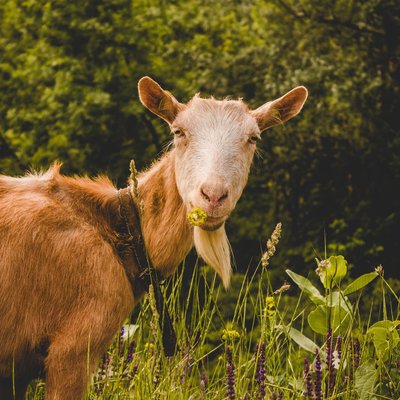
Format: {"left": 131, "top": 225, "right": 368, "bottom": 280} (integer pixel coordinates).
{"left": 303, "top": 358, "right": 313, "bottom": 399}
{"left": 95, "top": 353, "right": 111, "bottom": 394}
{"left": 226, "top": 346, "right": 236, "bottom": 400}
{"left": 375, "top": 264, "right": 383, "bottom": 276}
{"left": 131, "top": 364, "right": 139, "bottom": 379}
{"left": 222, "top": 329, "right": 240, "bottom": 342}
{"left": 123, "top": 341, "right": 137, "bottom": 378}
{"left": 144, "top": 342, "right": 155, "bottom": 352}
{"left": 121, "top": 324, "right": 139, "bottom": 342}
{"left": 180, "top": 350, "right": 194, "bottom": 385}
{"left": 333, "top": 336, "right": 342, "bottom": 370}
{"left": 273, "top": 281, "right": 291, "bottom": 295}
{"left": 255, "top": 341, "right": 266, "bottom": 399}
{"left": 353, "top": 338, "right": 361, "bottom": 370}
{"left": 316, "top": 256, "right": 347, "bottom": 288}
{"left": 200, "top": 369, "right": 207, "bottom": 392}
{"left": 326, "top": 329, "right": 335, "bottom": 395}
{"left": 314, "top": 349, "right": 322, "bottom": 400}
{"left": 261, "top": 222, "right": 282, "bottom": 268}
{"left": 125, "top": 340, "right": 136, "bottom": 365}
{"left": 187, "top": 207, "right": 208, "bottom": 226}
{"left": 265, "top": 296, "right": 276, "bottom": 319}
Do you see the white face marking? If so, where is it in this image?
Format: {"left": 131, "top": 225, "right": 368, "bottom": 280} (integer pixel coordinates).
{"left": 172, "top": 96, "right": 260, "bottom": 230}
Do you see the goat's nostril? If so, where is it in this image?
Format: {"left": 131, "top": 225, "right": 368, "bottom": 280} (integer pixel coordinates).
{"left": 201, "top": 187, "right": 211, "bottom": 202}
{"left": 218, "top": 192, "right": 228, "bottom": 202}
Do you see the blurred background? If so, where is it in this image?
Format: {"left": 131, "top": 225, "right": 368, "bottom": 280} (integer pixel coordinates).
{"left": 1, "top": 0, "right": 399, "bottom": 278}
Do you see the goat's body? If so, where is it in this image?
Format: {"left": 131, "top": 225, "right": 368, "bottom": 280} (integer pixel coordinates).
{"left": 0, "top": 165, "right": 138, "bottom": 399}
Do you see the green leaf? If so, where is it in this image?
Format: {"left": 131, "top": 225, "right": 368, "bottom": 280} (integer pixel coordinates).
{"left": 355, "top": 360, "right": 377, "bottom": 400}
{"left": 308, "top": 305, "right": 351, "bottom": 335}
{"left": 286, "top": 269, "right": 325, "bottom": 305}
{"left": 367, "top": 320, "right": 400, "bottom": 361}
{"left": 285, "top": 326, "right": 319, "bottom": 353}
{"left": 343, "top": 271, "right": 378, "bottom": 295}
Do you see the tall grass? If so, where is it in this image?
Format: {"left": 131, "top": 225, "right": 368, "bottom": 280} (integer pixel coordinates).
{"left": 27, "top": 228, "right": 400, "bottom": 399}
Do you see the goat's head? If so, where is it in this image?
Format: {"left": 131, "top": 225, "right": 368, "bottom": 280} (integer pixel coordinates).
{"left": 138, "top": 76, "right": 308, "bottom": 287}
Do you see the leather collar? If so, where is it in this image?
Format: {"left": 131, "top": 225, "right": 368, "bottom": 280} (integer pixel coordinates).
{"left": 116, "top": 187, "right": 178, "bottom": 356}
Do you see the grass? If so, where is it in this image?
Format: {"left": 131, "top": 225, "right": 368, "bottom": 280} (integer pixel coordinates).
{"left": 26, "top": 227, "right": 400, "bottom": 399}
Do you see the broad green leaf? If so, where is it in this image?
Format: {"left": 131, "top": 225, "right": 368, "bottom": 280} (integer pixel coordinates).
{"left": 355, "top": 360, "right": 377, "bottom": 400}
{"left": 367, "top": 327, "right": 391, "bottom": 360}
{"left": 286, "top": 269, "right": 325, "bottom": 305}
{"left": 367, "top": 320, "right": 400, "bottom": 360}
{"left": 308, "top": 305, "right": 351, "bottom": 335}
{"left": 343, "top": 271, "right": 378, "bottom": 295}
{"left": 368, "top": 320, "right": 400, "bottom": 330}
{"left": 286, "top": 326, "right": 319, "bottom": 353}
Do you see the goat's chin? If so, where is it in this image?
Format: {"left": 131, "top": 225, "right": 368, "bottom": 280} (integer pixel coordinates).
{"left": 193, "top": 225, "right": 232, "bottom": 289}
{"left": 200, "top": 221, "right": 224, "bottom": 231}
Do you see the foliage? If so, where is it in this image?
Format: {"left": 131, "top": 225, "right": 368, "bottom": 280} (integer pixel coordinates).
{"left": 0, "top": 0, "right": 399, "bottom": 276}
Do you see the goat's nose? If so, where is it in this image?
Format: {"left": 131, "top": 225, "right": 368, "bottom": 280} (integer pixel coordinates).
{"left": 200, "top": 184, "right": 229, "bottom": 207}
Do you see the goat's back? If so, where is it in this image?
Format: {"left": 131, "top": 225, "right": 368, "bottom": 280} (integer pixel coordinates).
{"left": 0, "top": 167, "right": 133, "bottom": 379}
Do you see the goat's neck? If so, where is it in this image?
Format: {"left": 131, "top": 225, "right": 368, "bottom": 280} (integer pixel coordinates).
{"left": 137, "top": 152, "right": 193, "bottom": 276}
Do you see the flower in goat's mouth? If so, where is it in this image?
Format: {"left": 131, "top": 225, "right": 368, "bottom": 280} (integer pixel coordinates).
{"left": 187, "top": 207, "right": 208, "bottom": 226}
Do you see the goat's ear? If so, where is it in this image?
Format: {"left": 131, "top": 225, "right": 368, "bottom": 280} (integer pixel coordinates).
{"left": 138, "top": 76, "right": 184, "bottom": 124}
{"left": 251, "top": 86, "right": 308, "bottom": 132}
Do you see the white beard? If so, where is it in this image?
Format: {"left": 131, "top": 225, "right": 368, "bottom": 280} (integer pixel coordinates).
{"left": 193, "top": 224, "right": 232, "bottom": 288}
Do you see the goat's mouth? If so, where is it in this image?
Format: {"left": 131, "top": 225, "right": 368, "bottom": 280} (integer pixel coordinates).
{"left": 187, "top": 205, "right": 229, "bottom": 230}
{"left": 199, "top": 216, "right": 227, "bottom": 231}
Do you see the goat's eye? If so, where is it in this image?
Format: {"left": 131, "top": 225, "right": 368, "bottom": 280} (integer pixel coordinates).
{"left": 172, "top": 129, "right": 185, "bottom": 138}
{"left": 248, "top": 135, "right": 261, "bottom": 144}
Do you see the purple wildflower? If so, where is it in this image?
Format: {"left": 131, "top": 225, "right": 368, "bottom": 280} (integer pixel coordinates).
{"left": 95, "top": 353, "right": 111, "bottom": 394}
{"left": 271, "top": 393, "right": 277, "bottom": 400}
{"left": 118, "top": 326, "right": 125, "bottom": 357}
{"left": 226, "top": 346, "right": 236, "bottom": 400}
{"left": 353, "top": 338, "right": 361, "bottom": 370}
{"left": 123, "top": 340, "right": 136, "bottom": 378}
{"left": 336, "top": 336, "right": 342, "bottom": 359}
{"left": 326, "top": 329, "right": 335, "bottom": 395}
{"left": 200, "top": 368, "right": 207, "bottom": 392}
{"left": 277, "top": 390, "right": 283, "bottom": 399}
{"left": 125, "top": 340, "right": 135, "bottom": 365}
{"left": 314, "top": 349, "right": 322, "bottom": 400}
{"left": 256, "top": 341, "right": 267, "bottom": 399}
{"left": 304, "top": 358, "right": 313, "bottom": 399}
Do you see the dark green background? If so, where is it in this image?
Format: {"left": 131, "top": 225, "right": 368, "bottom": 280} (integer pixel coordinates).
{"left": 1, "top": 0, "right": 399, "bottom": 277}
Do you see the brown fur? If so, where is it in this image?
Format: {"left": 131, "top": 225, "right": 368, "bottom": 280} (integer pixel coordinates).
{"left": 0, "top": 154, "right": 191, "bottom": 399}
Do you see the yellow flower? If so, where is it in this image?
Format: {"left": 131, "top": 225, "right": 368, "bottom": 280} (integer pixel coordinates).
{"left": 144, "top": 342, "right": 155, "bottom": 351}
{"left": 265, "top": 296, "right": 276, "bottom": 319}
{"left": 187, "top": 207, "right": 208, "bottom": 227}
{"left": 266, "top": 296, "right": 275, "bottom": 308}
{"left": 221, "top": 329, "right": 240, "bottom": 341}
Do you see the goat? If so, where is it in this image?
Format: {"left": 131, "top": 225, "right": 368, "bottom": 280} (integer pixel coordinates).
{"left": 0, "top": 76, "right": 307, "bottom": 399}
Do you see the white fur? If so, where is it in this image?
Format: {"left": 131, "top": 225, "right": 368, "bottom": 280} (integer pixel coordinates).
{"left": 193, "top": 225, "right": 231, "bottom": 288}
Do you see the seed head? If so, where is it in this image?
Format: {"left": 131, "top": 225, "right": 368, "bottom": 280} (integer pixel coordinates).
{"left": 261, "top": 223, "right": 282, "bottom": 268}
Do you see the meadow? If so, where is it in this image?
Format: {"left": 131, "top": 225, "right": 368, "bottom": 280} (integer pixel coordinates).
{"left": 25, "top": 224, "right": 400, "bottom": 400}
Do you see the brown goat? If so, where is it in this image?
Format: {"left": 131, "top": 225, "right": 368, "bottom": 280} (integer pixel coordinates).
{"left": 0, "top": 77, "right": 307, "bottom": 399}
